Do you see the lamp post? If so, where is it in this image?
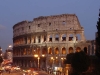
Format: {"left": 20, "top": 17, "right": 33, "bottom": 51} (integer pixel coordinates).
{"left": 34, "top": 54, "right": 40, "bottom": 70}
{"left": 61, "top": 58, "right": 64, "bottom": 67}
{"left": 34, "top": 54, "right": 46, "bottom": 71}
{"left": 51, "top": 57, "right": 54, "bottom": 69}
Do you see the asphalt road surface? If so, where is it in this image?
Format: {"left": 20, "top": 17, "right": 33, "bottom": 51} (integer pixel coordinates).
{"left": 1, "top": 71, "right": 54, "bottom": 75}
{"left": 2, "top": 71, "right": 22, "bottom": 75}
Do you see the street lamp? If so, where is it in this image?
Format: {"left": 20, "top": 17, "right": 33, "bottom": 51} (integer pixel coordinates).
{"left": 34, "top": 54, "right": 46, "bottom": 70}
{"left": 34, "top": 54, "right": 40, "bottom": 70}
{"left": 51, "top": 57, "right": 54, "bottom": 69}
{"left": 61, "top": 58, "right": 64, "bottom": 67}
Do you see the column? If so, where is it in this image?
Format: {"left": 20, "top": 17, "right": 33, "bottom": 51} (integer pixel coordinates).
{"left": 41, "top": 35, "right": 43, "bottom": 43}
{"left": 59, "top": 33, "right": 62, "bottom": 42}
{"left": 47, "top": 34, "right": 49, "bottom": 42}
{"left": 35, "top": 35, "right": 38, "bottom": 43}
{"left": 81, "top": 31, "right": 86, "bottom": 41}
{"left": 73, "top": 33, "right": 76, "bottom": 42}
{"left": 66, "top": 34, "right": 69, "bottom": 42}
{"left": 52, "top": 34, "right": 55, "bottom": 43}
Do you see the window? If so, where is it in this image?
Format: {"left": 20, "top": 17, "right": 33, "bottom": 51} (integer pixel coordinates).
{"left": 62, "top": 21, "right": 66, "bottom": 25}
{"left": 29, "top": 26, "right": 30, "bottom": 29}
{"left": 49, "top": 23, "right": 51, "bottom": 26}
{"left": 38, "top": 24, "right": 40, "bottom": 27}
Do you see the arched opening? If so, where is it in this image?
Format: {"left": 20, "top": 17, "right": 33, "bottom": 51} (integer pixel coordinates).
{"left": 49, "top": 35, "right": 52, "bottom": 42}
{"left": 37, "top": 48, "right": 40, "bottom": 54}
{"left": 48, "top": 47, "right": 52, "bottom": 54}
{"left": 76, "top": 47, "right": 81, "bottom": 52}
{"left": 55, "top": 59, "right": 59, "bottom": 66}
{"left": 33, "top": 47, "right": 40, "bottom": 54}
{"left": 42, "top": 47, "right": 47, "bottom": 54}
{"left": 61, "top": 47, "right": 66, "bottom": 54}
{"left": 32, "top": 48, "right": 36, "bottom": 54}
{"left": 55, "top": 34, "right": 59, "bottom": 41}
{"left": 24, "top": 48, "right": 26, "bottom": 55}
{"left": 54, "top": 47, "right": 59, "bottom": 54}
{"left": 43, "top": 35, "right": 46, "bottom": 42}
{"left": 69, "top": 34, "right": 74, "bottom": 41}
{"left": 76, "top": 34, "right": 81, "bottom": 41}
{"left": 62, "top": 34, "right": 66, "bottom": 41}
{"left": 69, "top": 47, "right": 74, "bottom": 53}
{"left": 84, "top": 47, "right": 87, "bottom": 54}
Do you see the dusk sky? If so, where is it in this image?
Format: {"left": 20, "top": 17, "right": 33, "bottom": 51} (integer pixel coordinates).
{"left": 0, "top": 0, "right": 100, "bottom": 52}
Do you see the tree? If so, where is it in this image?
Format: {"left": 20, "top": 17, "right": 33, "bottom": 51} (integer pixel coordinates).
{"left": 71, "top": 51, "right": 90, "bottom": 75}
{"left": 65, "top": 53, "right": 74, "bottom": 64}
{"left": 0, "top": 56, "right": 3, "bottom": 64}
{"left": 96, "top": 9, "right": 100, "bottom": 58}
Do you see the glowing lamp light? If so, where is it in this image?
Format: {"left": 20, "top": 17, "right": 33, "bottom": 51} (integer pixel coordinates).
{"left": 34, "top": 54, "right": 38, "bottom": 57}
{"left": 9, "top": 45, "right": 12, "bottom": 48}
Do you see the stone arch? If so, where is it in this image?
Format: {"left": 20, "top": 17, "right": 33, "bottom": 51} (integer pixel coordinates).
{"left": 61, "top": 47, "right": 66, "bottom": 54}
{"left": 69, "top": 47, "right": 74, "bottom": 53}
{"left": 49, "top": 58, "right": 53, "bottom": 67}
{"left": 69, "top": 34, "right": 74, "bottom": 41}
{"left": 62, "top": 34, "right": 66, "bottom": 41}
{"left": 84, "top": 47, "right": 87, "bottom": 54}
{"left": 55, "top": 34, "right": 59, "bottom": 41}
{"left": 48, "top": 47, "right": 52, "bottom": 54}
{"left": 54, "top": 47, "right": 59, "bottom": 54}
{"left": 24, "top": 48, "right": 26, "bottom": 55}
{"left": 55, "top": 59, "right": 59, "bottom": 66}
{"left": 37, "top": 48, "right": 40, "bottom": 54}
{"left": 76, "top": 47, "right": 81, "bottom": 52}
{"left": 76, "top": 34, "right": 81, "bottom": 41}
{"left": 49, "top": 35, "right": 52, "bottom": 42}
{"left": 32, "top": 48, "right": 36, "bottom": 54}
{"left": 42, "top": 47, "right": 47, "bottom": 54}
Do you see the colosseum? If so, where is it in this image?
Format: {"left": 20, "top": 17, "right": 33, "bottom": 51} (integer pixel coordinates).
{"left": 13, "top": 14, "right": 95, "bottom": 70}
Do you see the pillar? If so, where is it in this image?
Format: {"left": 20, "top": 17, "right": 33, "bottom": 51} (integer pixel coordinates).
{"left": 81, "top": 31, "right": 86, "bottom": 41}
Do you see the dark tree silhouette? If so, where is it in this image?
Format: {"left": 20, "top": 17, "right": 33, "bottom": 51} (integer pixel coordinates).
{"left": 71, "top": 51, "right": 90, "bottom": 75}
{"left": 65, "top": 53, "right": 74, "bottom": 64}
{"left": 84, "top": 47, "right": 87, "bottom": 54}
{"left": 96, "top": 9, "right": 100, "bottom": 59}
{"left": 0, "top": 56, "right": 3, "bottom": 64}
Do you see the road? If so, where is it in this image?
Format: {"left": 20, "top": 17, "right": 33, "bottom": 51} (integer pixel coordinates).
{"left": 1, "top": 71, "right": 54, "bottom": 75}
{"left": 2, "top": 71, "right": 22, "bottom": 75}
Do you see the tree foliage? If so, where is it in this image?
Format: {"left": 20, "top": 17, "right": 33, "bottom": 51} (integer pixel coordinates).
{"left": 0, "top": 56, "right": 3, "bottom": 64}
{"left": 96, "top": 10, "right": 100, "bottom": 58}
{"left": 65, "top": 53, "right": 74, "bottom": 64}
{"left": 71, "top": 51, "right": 90, "bottom": 74}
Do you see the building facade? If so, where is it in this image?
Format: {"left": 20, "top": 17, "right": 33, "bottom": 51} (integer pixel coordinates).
{"left": 13, "top": 14, "right": 95, "bottom": 69}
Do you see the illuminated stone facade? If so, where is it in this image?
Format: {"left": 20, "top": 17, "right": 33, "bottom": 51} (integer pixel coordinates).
{"left": 13, "top": 14, "right": 95, "bottom": 69}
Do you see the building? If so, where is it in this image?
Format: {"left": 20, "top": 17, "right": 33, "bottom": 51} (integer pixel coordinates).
{"left": 13, "top": 14, "right": 95, "bottom": 69}
{"left": 0, "top": 46, "right": 2, "bottom": 56}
